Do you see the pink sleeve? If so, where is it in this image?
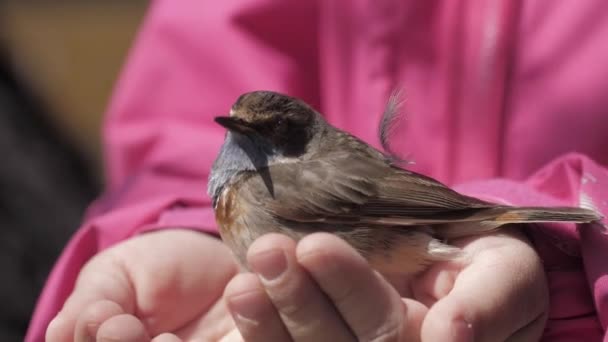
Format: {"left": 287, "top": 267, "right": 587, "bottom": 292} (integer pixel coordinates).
{"left": 456, "top": 153, "right": 608, "bottom": 341}
{"left": 26, "top": 0, "right": 320, "bottom": 340}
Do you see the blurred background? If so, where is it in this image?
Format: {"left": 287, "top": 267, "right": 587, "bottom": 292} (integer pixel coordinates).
{"left": 0, "top": 1, "right": 148, "bottom": 340}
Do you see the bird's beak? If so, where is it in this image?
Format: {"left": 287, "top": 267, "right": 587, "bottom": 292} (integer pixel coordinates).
{"left": 214, "top": 116, "right": 255, "bottom": 134}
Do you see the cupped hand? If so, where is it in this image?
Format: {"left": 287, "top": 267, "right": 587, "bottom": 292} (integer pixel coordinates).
{"left": 413, "top": 227, "right": 549, "bottom": 341}
{"left": 46, "top": 226, "right": 548, "bottom": 342}
{"left": 45, "top": 229, "right": 242, "bottom": 342}
{"left": 224, "top": 233, "right": 428, "bottom": 341}
{"left": 224, "top": 227, "right": 549, "bottom": 342}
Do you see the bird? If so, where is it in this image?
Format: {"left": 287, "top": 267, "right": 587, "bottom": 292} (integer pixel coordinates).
{"left": 208, "top": 90, "right": 602, "bottom": 275}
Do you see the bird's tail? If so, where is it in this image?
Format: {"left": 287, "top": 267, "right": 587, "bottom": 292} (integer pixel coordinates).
{"left": 438, "top": 206, "right": 603, "bottom": 240}
{"left": 491, "top": 206, "right": 602, "bottom": 224}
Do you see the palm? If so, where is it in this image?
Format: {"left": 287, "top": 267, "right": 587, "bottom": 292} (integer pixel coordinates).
{"left": 112, "top": 230, "right": 242, "bottom": 341}
{"left": 169, "top": 296, "right": 237, "bottom": 341}
{"left": 46, "top": 230, "right": 241, "bottom": 341}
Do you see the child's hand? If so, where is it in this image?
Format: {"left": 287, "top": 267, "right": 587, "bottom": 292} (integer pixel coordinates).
{"left": 224, "top": 233, "right": 428, "bottom": 341}
{"left": 413, "top": 227, "right": 549, "bottom": 341}
{"left": 45, "top": 229, "right": 241, "bottom": 341}
{"left": 225, "top": 228, "right": 549, "bottom": 341}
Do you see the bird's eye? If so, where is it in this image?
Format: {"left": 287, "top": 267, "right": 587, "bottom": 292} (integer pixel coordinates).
{"left": 275, "top": 117, "right": 286, "bottom": 129}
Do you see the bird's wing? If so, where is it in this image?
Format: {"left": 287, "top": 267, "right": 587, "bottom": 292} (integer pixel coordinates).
{"left": 241, "top": 152, "right": 499, "bottom": 226}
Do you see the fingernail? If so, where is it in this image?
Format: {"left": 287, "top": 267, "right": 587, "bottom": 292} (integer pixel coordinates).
{"left": 453, "top": 319, "right": 474, "bottom": 342}
{"left": 250, "top": 249, "right": 287, "bottom": 281}
{"left": 227, "top": 291, "right": 264, "bottom": 326}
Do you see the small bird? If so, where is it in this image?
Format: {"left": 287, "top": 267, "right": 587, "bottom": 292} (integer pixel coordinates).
{"left": 208, "top": 90, "right": 602, "bottom": 275}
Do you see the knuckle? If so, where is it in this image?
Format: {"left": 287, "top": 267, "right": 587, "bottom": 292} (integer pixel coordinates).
{"left": 329, "top": 277, "right": 357, "bottom": 308}
{"left": 270, "top": 280, "right": 312, "bottom": 318}
{"left": 273, "top": 291, "right": 313, "bottom": 320}
{"left": 360, "top": 318, "right": 402, "bottom": 342}
{"left": 358, "top": 301, "right": 404, "bottom": 342}
{"left": 276, "top": 295, "right": 308, "bottom": 317}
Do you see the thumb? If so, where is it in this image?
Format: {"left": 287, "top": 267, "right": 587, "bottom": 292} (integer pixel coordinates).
{"left": 420, "top": 233, "right": 548, "bottom": 342}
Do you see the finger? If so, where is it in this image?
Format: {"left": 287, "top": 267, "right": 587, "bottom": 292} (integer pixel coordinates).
{"left": 421, "top": 233, "right": 549, "bottom": 342}
{"left": 505, "top": 311, "right": 548, "bottom": 342}
{"left": 96, "top": 314, "right": 150, "bottom": 342}
{"left": 46, "top": 253, "right": 135, "bottom": 342}
{"left": 248, "top": 233, "right": 355, "bottom": 342}
{"left": 219, "top": 328, "right": 245, "bottom": 342}
{"left": 401, "top": 298, "right": 430, "bottom": 337}
{"left": 46, "top": 314, "right": 73, "bottom": 342}
{"left": 224, "top": 272, "right": 291, "bottom": 342}
{"left": 297, "top": 233, "right": 425, "bottom": 341}
{"left": 172, "top": 297, "right": 235, "bottom": 341}
{"left": 411, "top": 259, "right": 462, "bottom": 307}
{"left": 151, "top": 333, "right": 183, "bottom": 342}
{"left": 74, "top": 300, "right": 124, "bottom": 342}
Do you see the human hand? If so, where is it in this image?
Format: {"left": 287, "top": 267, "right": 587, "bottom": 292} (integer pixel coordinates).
{"left": 412, "top": 227, "right": 549, "bottom": 341}
{"left": 45, "top": 229, "right": 242, "bottom": 342}
{"left": 224, "top": 227, "right": 548, "bottom": 341}
{"left": 45, "top": 227, "right": 547, "bottom": 341}
{"left": 224, "top": 233, "right": 428, "bottom": 341}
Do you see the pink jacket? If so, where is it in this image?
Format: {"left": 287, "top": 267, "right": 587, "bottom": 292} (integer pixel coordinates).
{"left": 28, "top": 0, "right": 608, "bottom": 341}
